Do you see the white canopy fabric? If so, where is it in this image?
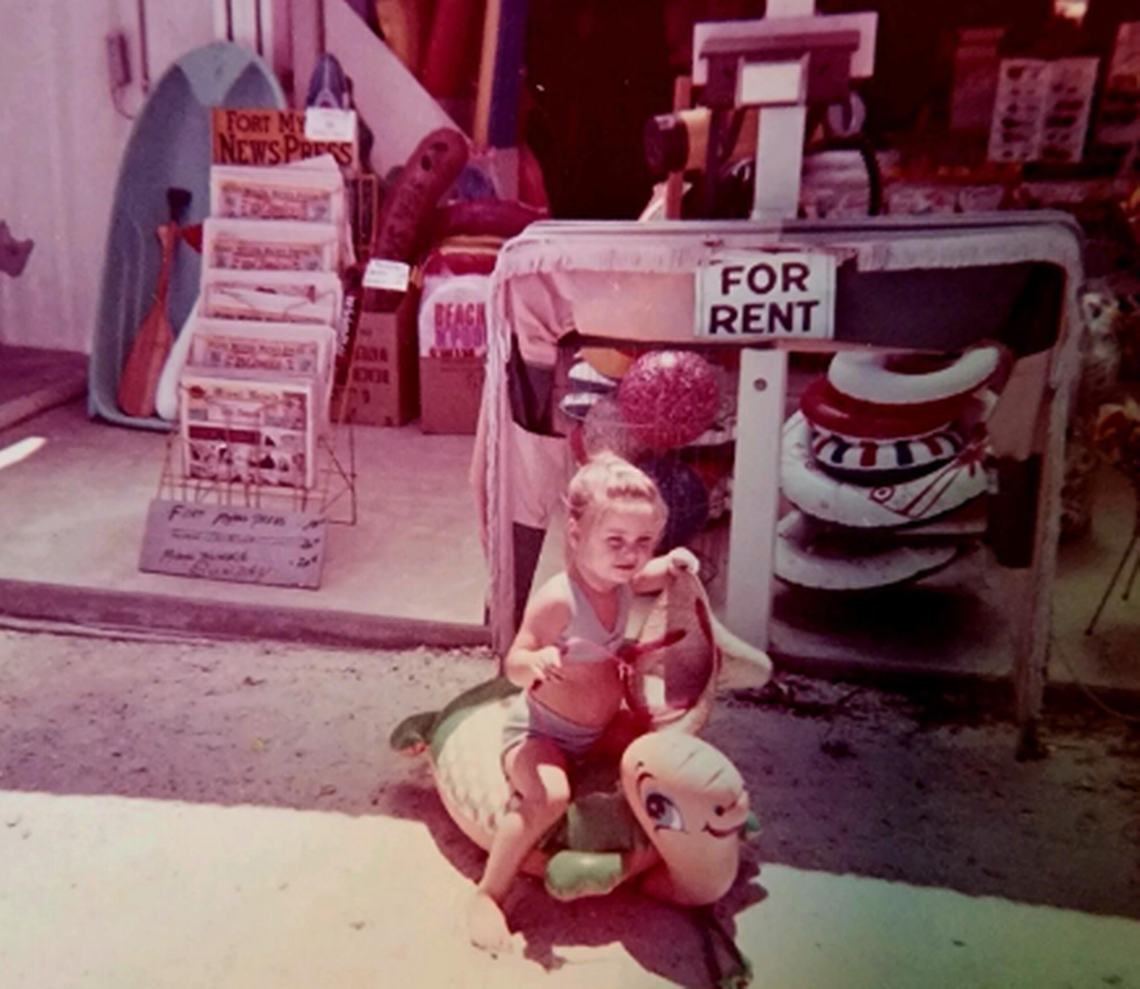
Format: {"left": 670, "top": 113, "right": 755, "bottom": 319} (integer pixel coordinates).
{"left": 475, "top": 216, "right": 1084, "bottom": 698}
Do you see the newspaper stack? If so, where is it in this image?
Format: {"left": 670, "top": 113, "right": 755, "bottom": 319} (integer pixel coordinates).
{"left": 177, "top": 155, "right": 352, "bottom": 490}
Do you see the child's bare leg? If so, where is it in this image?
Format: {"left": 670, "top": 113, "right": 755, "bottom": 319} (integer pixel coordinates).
{"left": 469, "top": 737, "right": 570, "bottom": 952}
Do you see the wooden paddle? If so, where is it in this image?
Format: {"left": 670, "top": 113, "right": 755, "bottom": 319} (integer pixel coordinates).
{"left": 117, "top": 188, "right": 191, "bottom": 418}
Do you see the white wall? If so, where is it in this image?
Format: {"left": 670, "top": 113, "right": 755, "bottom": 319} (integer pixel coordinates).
{"left": 0, "top": 0, "right": 215, "bottom": 353}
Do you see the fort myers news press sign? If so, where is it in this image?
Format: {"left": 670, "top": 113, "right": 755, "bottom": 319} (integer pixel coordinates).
{"left": 696, "top": 249, "right": 836, "bottom": 340}
{"left": 212, "top": 109, "right": 358, "bottom": 169}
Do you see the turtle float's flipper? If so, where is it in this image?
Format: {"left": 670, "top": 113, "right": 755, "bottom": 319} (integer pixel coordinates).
{"left": 390, "top": 711, "right": 438, "bottom": 755}
{"left": 545, "top": 850, "right": 629, "bottom": 900}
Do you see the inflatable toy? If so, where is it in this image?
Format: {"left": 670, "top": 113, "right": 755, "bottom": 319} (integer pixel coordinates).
{"left": 775, "top": 510, "right": 961, "bottom": 591}
{"left": 781, "top": 412, "right": 987, "bottom": 528}
{"left": 638, "top": 455, "right": 712, "bottom": 550}
{"left": 559, "top": 360, "right": 621, "bottom": 423}
{"left": 827, "top": 344, "right": 1004, "bottom": 406}
{"left": 1094, "top": 399, "right": 1140, "bottom": 478}
{"left": 392, "top": 571, "right": 771, "bottom": 985}
{"left": 619, "top": 351, "right": 721, "bottom": 450}
{"left": 799, "top": 376, "right": 968, "bottom": 441}
{"left": 569, "top": 358, "right": 621, "bottom": 394}
{"left": 580, "top": 395, "right": 647, "bottom": 463}
{"left": 809, "top": 424, "right": 964, "bottom": 482}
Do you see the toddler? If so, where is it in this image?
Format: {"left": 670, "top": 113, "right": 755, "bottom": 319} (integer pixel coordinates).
{"left": 468, "top": 452, "right": 698, "bottom": 952}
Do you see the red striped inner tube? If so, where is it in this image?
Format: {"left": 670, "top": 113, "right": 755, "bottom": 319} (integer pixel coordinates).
{"left": 800, "top": 377, "right": 970, "bottom": 440}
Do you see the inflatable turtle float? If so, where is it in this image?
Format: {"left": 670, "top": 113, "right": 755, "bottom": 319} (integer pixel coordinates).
{"left": 391, "top": 571, "right": 772, "bottom": 987}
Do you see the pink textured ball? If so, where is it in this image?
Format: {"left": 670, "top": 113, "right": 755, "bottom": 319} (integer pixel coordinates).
{"left": 582, "top": 396, "right": 646, "bottom": 462}
{"left": 618, "top": 351, "right": 720, "bottom": 450}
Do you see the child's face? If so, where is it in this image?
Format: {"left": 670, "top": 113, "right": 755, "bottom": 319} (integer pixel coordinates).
{"left": 572, "top": 501, "right": 661, "bottom": 588}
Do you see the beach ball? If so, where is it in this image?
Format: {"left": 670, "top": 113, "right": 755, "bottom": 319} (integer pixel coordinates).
{"left": 581, "top": 395, "right": 645, "bottom": 462}
{"left": 639, "top": 455, "right": 710, "bottom": 551}
{"left": 618, "top": 350, "right": 720, "bottom": 450}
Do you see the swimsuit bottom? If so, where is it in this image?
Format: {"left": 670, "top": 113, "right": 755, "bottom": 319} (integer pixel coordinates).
{"left": 501, "top": 690, "right": 607, "bottom": 760}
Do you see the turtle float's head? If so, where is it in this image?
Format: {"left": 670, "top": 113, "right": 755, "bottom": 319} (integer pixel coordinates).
{"left": 621, "top": 731, "right": 755, "bottom": 906}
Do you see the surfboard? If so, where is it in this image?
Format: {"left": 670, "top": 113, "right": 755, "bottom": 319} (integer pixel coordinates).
{"left": 89, "top": 41, "right": 285, "bottom": 430}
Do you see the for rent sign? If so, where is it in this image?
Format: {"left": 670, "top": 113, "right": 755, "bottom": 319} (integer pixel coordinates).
{"left": 696, "top": 249, "right": 836, "bottom": 340}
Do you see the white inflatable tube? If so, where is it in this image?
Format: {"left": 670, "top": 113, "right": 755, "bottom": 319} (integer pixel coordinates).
{"left": 810, "top": 424, "right": 963, "bottom": 477}
{"left": 774, "top": 510, "right": 960, "bottom": 591}
{"left": 828, "top": 345, "right": 1002, "bottom": 405}
{"left": 781, "top": 412, "right": 988, "bottom": 528}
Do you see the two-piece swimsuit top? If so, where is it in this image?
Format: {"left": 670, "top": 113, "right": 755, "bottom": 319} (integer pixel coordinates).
{"left": 555, "top": 574, "right": 631, "bottom": 664}
{"left": 500, "top": 575, "right": 633, "bottom": 759}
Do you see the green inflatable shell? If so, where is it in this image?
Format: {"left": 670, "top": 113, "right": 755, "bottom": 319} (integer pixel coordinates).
{"left": 392, "top": 678, "right": 648, "bottom": 863}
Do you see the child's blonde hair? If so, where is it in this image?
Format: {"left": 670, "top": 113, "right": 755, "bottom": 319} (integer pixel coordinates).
{"left": 563, "top": 453, "right": 667, "bottom": 561}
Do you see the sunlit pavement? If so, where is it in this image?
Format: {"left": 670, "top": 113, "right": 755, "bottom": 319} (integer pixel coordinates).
{"left": 2, "top": 790, "right": 1137, "bottom": 989}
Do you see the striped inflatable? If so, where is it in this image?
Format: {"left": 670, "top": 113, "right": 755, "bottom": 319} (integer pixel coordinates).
{"left": 810, "top": 424, "right": 964, "bottom": 480}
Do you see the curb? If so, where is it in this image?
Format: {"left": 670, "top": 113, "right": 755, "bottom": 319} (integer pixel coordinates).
{"left": 0, "top": 578, "right": 491, "bottom": 652}
{"left": 3, "top": 578, "right": 1136, "bottom": 714}
{"left": 770, "top": 648, "right": 1140, "bottom": 714}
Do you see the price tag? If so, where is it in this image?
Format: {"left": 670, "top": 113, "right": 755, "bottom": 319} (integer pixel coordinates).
{"left": 363, "top": 259, "right": 411, "bottom": 292}
{"left": 304, "top": 108, "right": 358, "bottom": 143}
{"left": 139, "top": 500, "right": 327, "bottom": 589}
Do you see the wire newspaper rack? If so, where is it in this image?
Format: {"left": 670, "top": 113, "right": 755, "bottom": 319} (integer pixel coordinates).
{"left": 155, "top": 387, "right": 359, "bottom": 526}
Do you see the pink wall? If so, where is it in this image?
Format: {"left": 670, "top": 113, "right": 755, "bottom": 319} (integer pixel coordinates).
{"left": 0, "top": 0, "right": 457, "bottom": 353}
{"left": 0, "top": 1, "right": 214, "bottom": 353}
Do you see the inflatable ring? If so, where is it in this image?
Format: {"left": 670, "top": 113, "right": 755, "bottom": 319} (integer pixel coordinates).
{"left": 560, "top": 360, "right": 621, "bottom": 423}
{"left": 828, "top": 345, "right": 1003, "bottom": 406}
{"left": 810, "top": 424, "right": 963, "bottom": 481}
{"left": 569, "top": 359, "right": 620, "bottom": 393}
{"left": 781, "top": 412, "right": 987, "bottom": 528}
{"left": 800, "top": 377, "right": 968, "bottom": 440}
{"left": 774, "top": 510, "right": 960, "bottom": 591}
{"left": 559, "top": 390, "right": 603, "bottom": 421}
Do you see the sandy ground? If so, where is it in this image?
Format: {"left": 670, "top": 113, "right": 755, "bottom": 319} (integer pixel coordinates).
{"left": 1, "top": 624, "right": 1139, "bottom": 985}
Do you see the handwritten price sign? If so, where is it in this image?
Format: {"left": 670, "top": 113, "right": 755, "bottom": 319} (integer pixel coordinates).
{"left": 139, "top": 500, "right": 328, "bottom": 588}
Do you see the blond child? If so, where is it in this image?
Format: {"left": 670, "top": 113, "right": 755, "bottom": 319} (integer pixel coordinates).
{"left": 468, "top": 452, "right": 698, "bottom": 952}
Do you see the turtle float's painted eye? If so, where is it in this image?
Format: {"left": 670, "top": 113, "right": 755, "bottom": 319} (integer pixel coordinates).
{"left": 644, "top": 791, "right": 685, "bottom": 832}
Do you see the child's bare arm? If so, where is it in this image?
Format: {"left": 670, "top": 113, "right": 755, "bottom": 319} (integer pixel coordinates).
{"left": 631, "top": 547, "right": 701, "bottom": 595}
{"left": 504, "top": 578, "right": 571, "bottom": 688}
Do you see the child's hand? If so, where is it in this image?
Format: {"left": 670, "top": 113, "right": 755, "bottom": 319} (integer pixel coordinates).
{"left": 527, "top": 645, "right": 564, "bottom": 687}
{"left": 561, "top": 636, "right": 615, "bottom": 664}
{"left": 666, "top": 547, "right": 701, "bottom": 578}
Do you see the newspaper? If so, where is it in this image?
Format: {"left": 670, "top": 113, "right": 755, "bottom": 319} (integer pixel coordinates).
{"left": 203, "top": 218, "right": 341, "bottom": 273}
{"left": 201, "top": 269, "right": 342, "bottom": 325}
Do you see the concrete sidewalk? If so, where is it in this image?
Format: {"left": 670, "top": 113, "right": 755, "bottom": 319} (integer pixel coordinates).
{"left": 2, "top": 789, "right": 1137, "bottom": 989}
{"left": 3, "top": 399, "right": 1140, "bottom": 700}
{"left": 0, "top": 400, "right": 490, "bottom": 635}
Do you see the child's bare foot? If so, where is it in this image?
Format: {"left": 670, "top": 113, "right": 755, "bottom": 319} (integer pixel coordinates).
{"left": 467, "top": 890, "right": 518, "bottom": 954}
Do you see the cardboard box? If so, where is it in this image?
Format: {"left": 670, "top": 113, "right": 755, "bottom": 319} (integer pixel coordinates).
{"left": 419, "top": 355, "right": 484, "bottom": 434}
{"left": 332, "top": 291, "right": 419, "bottom": 426}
